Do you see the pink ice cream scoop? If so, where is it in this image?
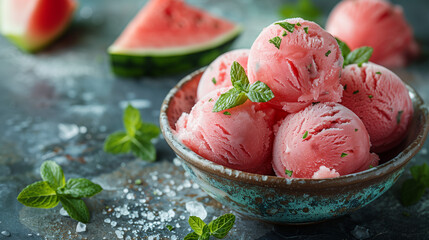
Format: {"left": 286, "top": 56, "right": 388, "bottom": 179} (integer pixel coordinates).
{"left": 273, "top": 103, "right": 379, "bottom": 179}
{"left": 340, "top": 63, "right": 413, "bottom": 153}
{"left": 197, "top": 49, "right": 250, "bottom": 100}
{"left": 175, "top": 88, "right": 277, "bottom": 175}
{"left": 326, "top": 0, "right": 419, "bottom": 68}
{"left": 247, "top": 18, "right": 343, "bottom": 113}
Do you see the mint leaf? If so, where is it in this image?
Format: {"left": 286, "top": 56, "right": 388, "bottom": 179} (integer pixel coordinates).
{"left": 199, "top": 225, "right": 211, "bottom": 240}
{"left": 230, "top": 61, "right": 250, "bottom": 91}
{"left": 397, "top": 110, "right": 404, "bottom": 124}
{"left": 59, "top": 197, "right": 90, "bottom": 223}
{"left": 335, "top": 38, "right": 351, "bottom": 61}
{"left": 325, "top": 50, "right": 331, "bottom": 57}
{"left": 410, "top": 163, "right": 429, "bottom": 186}
{"left": 57, "top": 178, "right": 103, "bottom": 198}
{"left": 189, "top": 216, "right": 207, "bottom": 236}
{"left": 184, "top": 232, "right": 199, "bottom": 240}
{"left": 212, "top": 88, "right": 248, "bottom": 113}
{"left": 303, "top": 131, "right": 308, "bottom": 139}
{"left": 279, "top": 0, "right": 321, "bottom": 23}
{"left": 341, "top": 153, "right": 348, "bottom": 157}
{"left": 344, "top": 46, "right": 373, "bottom": 67}
{"left": 275, "top": 21, "right": 295, "bottom": 33}
{"left": 212, "top": 78, "right": 217, "bottom": 85}
{"left": 103, "top": 132, "right": 131, "bottom": 154}
{"left": 131, "top": 134, "right": 156, "bottom": 161}
{"left": 400, "top": 179, "right": 426, "bottom": 206}
{"left": 166, "top": 225, "right": 174, "bottom": 231}
{"left": 223, "top": 111, "right": 231, "bottom": 116}
{"left": 269, "top": 36, "right": 282, "bottom": 49}
{"left": 138, "top": 123, "right": 160, "bottom": 141}
{"left": 208, "top": 213, "right": 236, "bottom": 239}
{"left": 285, "top": 169, "right": 293, "bottom": 177}
{"left": 123, "top": 104, "right": 142, "bottom": 137}
{"left": 17, "top": 181, "right": 59, "bottom": 208}
{"left": 303, "top": 27, "right": 309, "bottom": 34}
{"left": 247, "top": 81, "right": 275, "bottom": 102}
{"left": 41, "top": 161, "right": 65, "bottom": 190}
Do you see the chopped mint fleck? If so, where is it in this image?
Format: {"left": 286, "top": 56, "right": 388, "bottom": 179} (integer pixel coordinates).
{"left": 212, "top": 78, "right": 217, "bottom": 84}
{"left": 397, "top": 110, "right": 404, "bottom": 124}
{"left": 269, "top": 36, "right": 282, "bottom": 49}
{"left": 166, "top": 225, "right": 174, "bottom": 231}
{"left": 344, "top": 84, "right": 347, "bottom": 90}
{"left": 285, "top": 169, "right": 293, "bottom": 177}
{"left": 223, "top": 111, "right": 231, "bottom": 115}
{"left": 376, "top": 72, "right": 382, "bottom": 75}
{"left": 355, "top": 128, "right": 358, "bottom": 132}
{"left": 134, "top": 179, "right": 142, "bottom": 185}
{"left": 341, "top": 153, "right": 348, "bottom": 157}
{"left": 296, "top": 22, "right": 301, "bottom": 26}
{"left": 282, "top": 31, "right": 287, "bottom": 36}
{"left": 312, "top": 102, "right": 320, "bottom": 105}
{"left": 275, "top": 21, "right": 295, "bottom": 33}
{"left": 303, "top": 131, "right": 309, "bottom": 139}
{"left": 303, "top": 27, "right": 309, "bottom": 34}
{"left": 368, "top": 95, "right": 373, "bottom": 99}
{"left": 208, "top": 98, "right": 213, "bottom": 102}
{"left": 369, "top": 165, "right": 374, "bottom": 169}
{"left": 353, "top": 90, "right": 359, "bottom": 94}
{"left": 325, "top": 50, "right": 331, "bottom": 57}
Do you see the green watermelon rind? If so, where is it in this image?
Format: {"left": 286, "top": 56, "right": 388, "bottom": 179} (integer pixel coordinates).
{"left": 108, "top": 25, "right": 242, "bottom": 77}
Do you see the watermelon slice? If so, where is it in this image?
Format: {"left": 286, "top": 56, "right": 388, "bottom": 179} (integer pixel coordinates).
{"left": 0, "top": 0, "right": 77, "bottom": 52}
{"left": 108, "top": 0, "right": 242, "bottom": 77}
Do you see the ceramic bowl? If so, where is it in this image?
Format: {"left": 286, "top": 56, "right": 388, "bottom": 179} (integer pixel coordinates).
{"left": 160, "top": 68, "right": 429, "bottom": 224}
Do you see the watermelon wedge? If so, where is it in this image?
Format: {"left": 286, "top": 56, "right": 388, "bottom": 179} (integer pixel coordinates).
{"left": 108, "top": 0, "right": 242, "bottom": 77}
{"left": 0, "top": 0, "right": 77, "bottom": 52}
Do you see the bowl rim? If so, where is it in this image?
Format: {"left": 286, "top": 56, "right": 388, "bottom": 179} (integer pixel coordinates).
{"left": 160, "top": 67, "right": 429, "bottom": 189}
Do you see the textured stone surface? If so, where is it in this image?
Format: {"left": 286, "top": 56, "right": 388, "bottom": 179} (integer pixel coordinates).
{"left": 0, "top": 0, "right": 428, "bottom": 239}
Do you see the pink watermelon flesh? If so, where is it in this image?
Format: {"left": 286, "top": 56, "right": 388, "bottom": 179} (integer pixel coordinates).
{"left": 112, "top": 0, "right": 239, "bottom": 51}
{"left": 2, "top": 0, "right": 76, "bottom": 52}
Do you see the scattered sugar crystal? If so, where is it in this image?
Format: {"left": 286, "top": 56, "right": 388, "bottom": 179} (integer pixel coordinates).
{"left": 173, "top": 158, "right": 182, "bottom": 166}
{"left": 351, "top": 225, "right": 371, "bottom": 240}
{"left": 186, "top": 201, "right": 207, "bottom": 220}
{"left": 180, "top": 215, "right": 186, "bottom": 220}
{"left": 171, "top": 235, "right": 178, "bottom": 240}
{"left": 147, "top": 212, "right": 155, "bottom": 221}
{"left": 123, "top": 188, "right": 129, "bottom": 194}
{"left": 183, "top": 180, "right": 191, "bottom": 188}
{"left": 111, "top": 221, "right": 117, "bottom": 227}
{"left": 1, "top": 231, "right": 11, "bottom": 237}
{"left": 58, "top": 123, "right": 79, "bottom": 140}
{"left": 104, "top": 218, "right": 111, "bottom": 223}
{"left": 126, "top": 193, "right": 135, "bottom": 200}
{"left": 421, "top": 148, "right": 427, "bottom": 155}
{"left": 192, "top": 183, "right": 199, "bottom": 189}
{"left": 59, "top": 208, "right": 69, "bottom": 217}
{"left": 115, "top": 230, "right": 124, "bottom": 239}
{"left": 76, "top": 222, "right": 86, "bottom": 233}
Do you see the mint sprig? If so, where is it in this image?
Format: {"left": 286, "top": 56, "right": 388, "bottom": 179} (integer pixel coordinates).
{"left": 336, "top": 38, "right": 373, "bottom": 67}
{"left": 186, "top": 213, "right": 236, "bottom": 240}
{"left": 213, "top": 62, "right": 274, "bottom": 112}
{"left": 279, "top": 0, "right": 321, "bottom": 23}
{"left": 17, "top": 161, "right": 102, "bottom": 223}
{"left": 400, "top": 163, "right": 429, "bottom": 206}
{"left": 104, "top": 104, "right": 160, "bottom": 161}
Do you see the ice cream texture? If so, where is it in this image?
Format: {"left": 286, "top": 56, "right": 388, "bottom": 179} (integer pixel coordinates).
{"left": 273, "top": 103, "right": 379, "bottom": 179}
{"left": 326, "top": 0, "right": 418, "bottom": 68}
{"left": 175, "top": 88, "right": 277, "bottom": 175}
{"left": 340, "top": 63, "right": 413, "bottom": 153}
{"left": 197, "top": 49, "right": 250, "bottom": 100}
{"left": 247, "top": 18, "right": 343, "bottom": 113}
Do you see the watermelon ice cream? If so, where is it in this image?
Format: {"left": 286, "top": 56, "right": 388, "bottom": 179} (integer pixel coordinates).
{"left": 175, "top": 88, "right": 277, "bottom": 175}
{"left": 326, "top": 0, "right": 419, "bottom": 68}
{"left": 247, "top": 18, "right": 343, "bottom": 113}
{"left": 0, "top": 0, "right": 76, "bottom": 52}
{"left": 197, "top": 49, "right": 250, "bottom": 100}
{"left": 340, "top": 63, "right": 413, "bottom": 153}
{"left": 273, "top": 103, "right": 379, "bottom": 179}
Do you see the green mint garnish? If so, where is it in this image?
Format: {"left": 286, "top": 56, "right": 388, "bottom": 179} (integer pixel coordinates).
{"left": 335, "top": 38, "right": 351, "bottom": 62}
{"left": 325, "top": 50, "right": 331, "bottom": 57}
{"left": 213, "top": 61, "right": 274, "bottom": 112}
{"left": 376, "top": 72, "right": 382, "bottom": 75}
{"left": 223, "top": 111, "right": 231, "bottom": 115}
{"left": 400, "top": 163, "right": 429, "bottom": 206}
{"left": 104, "top": 104, "right": 160, "bottom": 162}
{"left": 368, "top": 95, "right": 373, "bottom": 99}
{"left": 212, "top": 78, "right": 217, "bottom": 85}
{"left": 186, "top": 213, "right": 235, "bottom": 240}
{"left": 279, "top": 0, "right": 321, "bottom": 23}
{"left": 355, "top": 128, "right": 358, "bottom": 132}
{"left": 341, "top": 153, "right": 348, "bottom": 157}
{"left": 208, "top": 98, "right": 213, "bottom": 102}
{"left": 353, "top": 90, "right": 359, "bottom": 94}
{"left": 344, "top": 46, "right": 373, "bottom": 67}
{"left": 282, "top": 31, "right": 287, "bottom": 37}
{"left": 134, "top": 179, "right": 142, "bottom": 185}
{"left": 303, "top": 27, "right": 309, "bottom": 34}
{"left": 312, "top": 102, "right": 320, "bottom": 105}
{"left": 275, "top": 21, "right": 295, "bottom": 33}
{"left": 285, "top": 169, "right": 293, "bottom": 177}
{"left": 166, "top": 225, "right": 175, "bottom": 231}
{"left": 269, "top": 36, "right": 282, "bottom": 49}
{"left": 303, "top": 131, "right": 309, "bottom": 139}
{"left": 369, "top": 165, "right": 374, "bottom": 169}
{"left": 296, "top": 22, "right": 301, "bottom": 26}
{"left": 397, "top": 110, "right": 404, "bottom": 124}
{"left": 17, "top": 161, "right": 102, "bottom": 223}
{"left": 344, "top": 84, "right": 347, "bottom": 90}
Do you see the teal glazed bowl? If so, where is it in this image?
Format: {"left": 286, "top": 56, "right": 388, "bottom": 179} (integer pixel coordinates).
{"left": 160, "top": 68, "right": 429, "bottom": 224}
